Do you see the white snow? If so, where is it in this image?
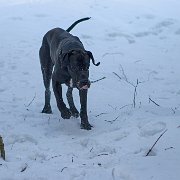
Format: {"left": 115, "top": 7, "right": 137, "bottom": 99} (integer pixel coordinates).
{"left": 0, "top": 0, "right": 180, "bottom": 179}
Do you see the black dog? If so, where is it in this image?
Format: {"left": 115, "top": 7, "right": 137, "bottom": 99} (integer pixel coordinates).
{"left": 39, "top": 17, "right": 100, "bottom": 130}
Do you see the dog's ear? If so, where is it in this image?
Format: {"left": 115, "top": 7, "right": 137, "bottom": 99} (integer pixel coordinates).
{"left": 86, "top": 51, "right": 100, "bottom": 66}
{"left": 60, "top": 53, "right": 70, "bottom": 68}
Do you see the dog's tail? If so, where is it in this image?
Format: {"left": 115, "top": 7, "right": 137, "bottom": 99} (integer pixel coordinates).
{"left": 66, "top": 17, "right": 91, "bottom": 32}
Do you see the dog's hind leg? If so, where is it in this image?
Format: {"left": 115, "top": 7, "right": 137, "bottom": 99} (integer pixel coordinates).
{"left": 39, "top": 40, "right": 53, "bottom": 114}
{"left": 66, "top": 87, "right": 79, "bottom": 118}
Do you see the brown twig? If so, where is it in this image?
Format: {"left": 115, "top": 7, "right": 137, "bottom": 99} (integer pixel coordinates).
{"left": 61, "top": 167, "right": 68, "bottom": 172}
{"left": 113, "top": 65, "right": 142, "bottom": 108}
{"left": 146, "top": 129, "right": 168, "bottom": 156}
{"left": 108, "top": 104, "right": 117, "bottom": 111}
{"left": 97, "top": 153, "right": 109, "bottom": 156}
{"left": 119, "top": 104, "right": 133, "bottom": 110}
{"left": 165, "top": 147, "right": 174, "bottom": 151}
{"left": 112, "top": 72, "right": 122, "bottom": 81}
{"left": 91, "top": 77, "right": 106, "bottom": 84}
{"left": 105, "top": 115, "right": 120, "bottom": 124}
{"left": 133, "top": 79, "right": 139, "bottom": 108}
{"left": 0, "top": 136, "right": 5, "bottom": 160}
{"left": 47, "top": 155, "right": 62, "bottom": 160}
{"left": 24, "top": 93, "right": 36, "bottom": 107}
{"left": 95, "top": 113, "right": 108, "bottom": 117}
{"left": 21, "top": 163, "right": 28, "bottom": 172}
{"left": 149, "top": 97, "right": 160, "bottom": 107}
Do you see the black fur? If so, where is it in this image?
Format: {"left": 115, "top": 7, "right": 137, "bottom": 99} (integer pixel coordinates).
{"left": 39, "top": 17, "right": 100, "bottom": 130}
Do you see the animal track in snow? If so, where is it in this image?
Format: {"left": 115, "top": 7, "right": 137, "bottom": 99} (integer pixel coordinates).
{"left": 89, "top": 145, "right": 116, "bottom": 159}
{"left": 107, "top": 32, "right": 135, "bottom": 44}
{"left": 7, "top": 134, "right": 38, "bottom": 146}
{"left": 134, "top": 148, "right": 157, "bottom": 156}
{"left": 175, "top": 29, "right": 180, "bottom": 35}
{"left": 80, "top": 138, "right": 97, "bottom": 148}
{"left": 134, "top": 19, "right": 175, "bottom": 38}
{"left": 114, "top": 131, "right": 129, "bottom": 141}
{"left": 139, "top": 121, "right": 166, "bottom": 137}
{"left": 154, "top": 19, "right": 175, "bottom": 29}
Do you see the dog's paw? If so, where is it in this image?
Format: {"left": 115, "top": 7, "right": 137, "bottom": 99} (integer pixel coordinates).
{"left": 42, "top": 105, "right": 52, "bottom": 114}
{"left": 80, "top": 123, "right": 93, "bottom": 130}
{"left": 61, "top": 108, "right": 71, "bottom": 119}
{"left": 70, "top": 108, "right": 79, "bottom": 118}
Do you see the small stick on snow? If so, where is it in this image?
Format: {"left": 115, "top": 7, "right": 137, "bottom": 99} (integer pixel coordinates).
{"left": 113, "top": 66, "right": 142, "bottom": 108}
{"left": 24, "top": 93, "right": 36, "bottom": 107}
{"left": 105, "top": 115, "right": 120, "bottom": 124}
{"left": 146, "top": 129, "right": 168, "bottom": 156}
{"left": 47, "top": 155, "right": 62, "bottom": 160}
{"left": 119, "top": 104, "right": 133, "bottom": 110}
{"left": 0, "top": 136, "right": 5, "bottom": 160}
{"left": 91, "top": 77, "right": 106, "bottom": 84}
{"left": 21, "top": 163, "right": 28, "bottom": 172}
{"left": 61, "top": 167, "right": 68, "bottom": 172}
{"left": 149, "top": 97, "right": 160, "bottom": 107}
{"left": 95, "top": 112, "right": 108, "bottom": 117}
{"left": 164, "top": 147, "right": 174, "bottom": 151}
{"left": 133, "top": 79, "right": 139, "bottom": 108}
{"left": 108, "top": 104, "right": 117, "bottom": 111}
{"left": 97, "top": 153, "right": 109, "bottom": 156}
{"left": 113, "top": 72, "right": 122, "bottom": 80}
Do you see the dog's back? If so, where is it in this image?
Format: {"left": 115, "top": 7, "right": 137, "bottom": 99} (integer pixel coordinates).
{"left": 42, "top": 27, "right": 84, "bottom": 65}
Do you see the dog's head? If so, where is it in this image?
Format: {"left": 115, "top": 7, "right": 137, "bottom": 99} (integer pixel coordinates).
{"left": 61, "top": 50, "right": 100, "bottom": 90}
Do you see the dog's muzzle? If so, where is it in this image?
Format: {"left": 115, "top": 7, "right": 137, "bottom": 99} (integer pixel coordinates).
{"left": 77, "top": 80, "right": 91, "bottom": 90}
{"left": 69, "top": 79, "right": 91, "bottom": 90}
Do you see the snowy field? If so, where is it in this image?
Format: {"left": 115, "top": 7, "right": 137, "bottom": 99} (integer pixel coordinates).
{"left": 0, "top": 0, "right": 180, "bottom": 179}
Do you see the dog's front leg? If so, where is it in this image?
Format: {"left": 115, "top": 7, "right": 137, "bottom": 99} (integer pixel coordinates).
{"left": 66, "top": 87, "right": 79, "bottom": 118}
{"left": 52, "top": 79, "right": 71, "bottom": 119}
{"left": 79, "top": 89, "right": 92, "bottom": 130}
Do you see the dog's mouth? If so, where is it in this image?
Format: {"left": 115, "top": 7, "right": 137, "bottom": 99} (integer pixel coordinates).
{"left": 69, "top": 79, "right": 90, "bottom": 90}
{"left": 77, "top": 81, "right": 91, "bottom": 90}
{"left": 79, "top": 85, "right": 89, "bottom": 90}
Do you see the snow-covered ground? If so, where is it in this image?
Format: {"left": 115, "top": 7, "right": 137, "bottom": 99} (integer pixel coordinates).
{"left": 0, "top": 0, "right": 180, "bottom": 179}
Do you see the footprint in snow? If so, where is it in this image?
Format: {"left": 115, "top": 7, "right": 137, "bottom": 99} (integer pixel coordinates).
{"left": 134, "top": 19, "right": 175, "bottom": 38}
{"left": 175, "top": 29, "right": 180, "bottom": 35}
{"left": 89, "top": 145, "right": 116, "bottom": 159}
{"left": 107, "top": 32, "right": 135, "bottom": 44}
{"left": 114, "top": 131, "right": 129, "bottom": 141}
{"left": 6, "top": 134, "right": 38, "bottom": 146}
{"left": 139, "top": 121, "right": 166, "bottom": 137}
{"left": 134, "top": 147, "right": 157, "bottom": 156}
